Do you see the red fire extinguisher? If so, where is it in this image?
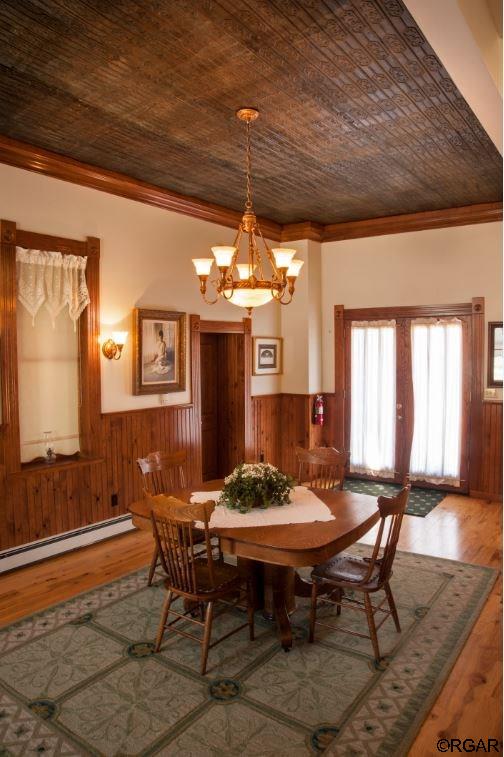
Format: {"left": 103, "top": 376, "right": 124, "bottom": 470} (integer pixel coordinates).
{"left": 313, "top": 394, "right": 324, "bottom": 426}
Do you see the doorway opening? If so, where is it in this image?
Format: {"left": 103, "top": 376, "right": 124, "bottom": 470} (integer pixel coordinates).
{"left": 199, "top": 320, "right": 252, "bottom": 482}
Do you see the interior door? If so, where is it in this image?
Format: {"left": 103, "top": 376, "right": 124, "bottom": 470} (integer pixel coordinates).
{"left": 200, "top": 330, "right": 247, "bottom": 481}
{"left": 200, "top": 333, "right": 220, "bottom": 481}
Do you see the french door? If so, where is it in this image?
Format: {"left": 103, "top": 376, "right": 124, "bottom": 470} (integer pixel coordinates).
{"left": 344, "top": 305, "right": 471, "bottom": 493}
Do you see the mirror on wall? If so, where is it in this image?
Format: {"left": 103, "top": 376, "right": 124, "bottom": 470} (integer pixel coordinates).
{"left": 488, "top": 321, "right": 503, "bottom": 388}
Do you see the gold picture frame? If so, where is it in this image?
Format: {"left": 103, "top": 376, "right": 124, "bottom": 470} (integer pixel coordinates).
{"left": 253, "top": 336, "right": 283, "bottom": 376}
{"left": 133, "top": 308, "right": 186, "bottom": 395}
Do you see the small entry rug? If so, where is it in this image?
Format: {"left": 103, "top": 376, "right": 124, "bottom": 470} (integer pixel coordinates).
{"left": 344, "top": 478, "right": 447, "bottom": 517}
{"left": 0, "top": 549, "right": 495, "bottom": 756}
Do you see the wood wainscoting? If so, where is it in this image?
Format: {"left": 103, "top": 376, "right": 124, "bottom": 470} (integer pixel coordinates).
{"left": 473, "top": 401, "right": 503, "bottom": 501}
{"left": 1, "top": 392, "right": 500, "bottom": 552}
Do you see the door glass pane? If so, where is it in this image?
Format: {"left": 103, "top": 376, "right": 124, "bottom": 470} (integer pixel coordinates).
{"left": 410, "top": 319, "right": 462, "bottom": 485}
{"left": 350, "top": 321, "right": 396, "bottom": 476}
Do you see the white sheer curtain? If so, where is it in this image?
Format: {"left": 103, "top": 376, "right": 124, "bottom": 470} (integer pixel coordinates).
{"left": 16, "top": 247, "right": 90, "bottom": 328}
{"left": 409, "top": 318, "right": 463, "bottom": 486}
{"left": 350, "top": 320, "right": 396, "bottom": 476}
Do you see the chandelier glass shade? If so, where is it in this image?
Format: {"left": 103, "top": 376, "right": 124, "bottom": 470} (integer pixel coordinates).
{"left": 192, "top": 108, "right": 304, "bottom": 314}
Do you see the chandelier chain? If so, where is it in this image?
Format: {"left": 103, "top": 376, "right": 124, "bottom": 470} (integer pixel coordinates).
{"left": 245, "top": 120, "right": 253, "bottom": 211}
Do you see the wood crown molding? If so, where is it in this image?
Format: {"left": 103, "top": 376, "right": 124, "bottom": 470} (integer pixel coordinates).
{"left": 280, "top": 222, "right": 324, "bottom": 243}
{"left": 0, "top": 135, "right": 501, "bottom": 243}
{"left": 322, "top": 203, "right": 503, "bottom": 242}
{"left": 0, "top": 135, "right": 282, "bottom": 241}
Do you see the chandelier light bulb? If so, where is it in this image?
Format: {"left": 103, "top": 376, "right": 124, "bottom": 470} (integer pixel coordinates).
{"left": 211, "top": 246, "right": 235, "bottom": 268}
{"left": 236, "top": 263, "right": 255, "bottom": 280}
{"left": 192, "top": 258, "right": 214, "bottom": 276}
{"left": 287, "top": 259, "right": 304, "bottom": 277}
{"left": 271, "top": 248, "right": 297, "bottom": 270}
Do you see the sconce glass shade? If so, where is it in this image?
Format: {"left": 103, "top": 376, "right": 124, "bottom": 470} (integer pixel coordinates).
{"left": 271, "top": 248, "right": 296, "bottom": 269}
{"left": 112, "top": 331, "right": 128, "bottom": 346}
{"left": 211, "top": 246, "right": 236, "bottom": 267}
{"left": 192, "top": 258, "right": 214, "bottom": 276}
{"left": 236, "top": 263, "right": 256, "bottom": 280}
{"left": 286, "top": 259, "right": 304, "bottom": 277}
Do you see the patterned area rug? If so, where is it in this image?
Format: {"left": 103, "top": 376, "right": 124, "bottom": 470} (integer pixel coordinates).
{"left": 0, "top": 549, "right": 495, "bottom": 756}
{"left": 344, "top": 479, "right": 447, "bottom": 517}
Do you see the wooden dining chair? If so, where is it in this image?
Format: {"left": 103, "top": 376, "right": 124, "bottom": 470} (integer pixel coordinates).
{"left": 296, "top": 446, "right": 349, "bottom": 490}
{"left": 151, "top": 496, "right": 255, "bottom": 675}
{"left": 308, "top": 484, "right": 410, "bottom": 662}
{"left": 137, "top": 450, "right": 205, "bottom": 585}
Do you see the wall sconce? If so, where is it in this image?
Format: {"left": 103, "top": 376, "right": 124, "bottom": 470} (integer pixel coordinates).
{"left": 102, "top": 332, "right": 128, "bottom": 360}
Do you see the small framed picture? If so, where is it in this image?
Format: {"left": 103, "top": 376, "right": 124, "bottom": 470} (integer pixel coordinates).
{"left": 253, "top": 337, "right": 283, "bottom": 375}
{"left": 133, "top": 308, "right": 186, "bottom": 395}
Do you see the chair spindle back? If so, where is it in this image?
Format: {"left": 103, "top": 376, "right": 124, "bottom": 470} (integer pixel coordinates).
{"left": 150, "top": 497, "right": 216, "bottom": 594}
{"left": 296, "top": 447, "right": 348, "bottom": 490}
{"left": 360, "top": 484, "right": 410, "bottom": 586}
{"left": 137, "top": 450, "right": 187, "bottom": 496}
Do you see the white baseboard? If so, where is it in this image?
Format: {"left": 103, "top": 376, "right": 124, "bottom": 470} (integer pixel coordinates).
{"left": 0, "top": 515, "right": 135, "bottom": 573}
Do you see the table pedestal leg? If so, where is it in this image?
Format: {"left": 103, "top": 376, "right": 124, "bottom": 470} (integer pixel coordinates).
{"left": 263, "top": 565, "right": 296, "bottom": 651}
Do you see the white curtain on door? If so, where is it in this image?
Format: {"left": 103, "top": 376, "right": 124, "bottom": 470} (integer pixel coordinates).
{"left": 409, "top": 318, "right": 463, "bottom": 486}
{"left": 350, "top": 320, "right": 396, "bottom": 476}
{"left": 16, "top": 247, "right": 90, "bottom": 328}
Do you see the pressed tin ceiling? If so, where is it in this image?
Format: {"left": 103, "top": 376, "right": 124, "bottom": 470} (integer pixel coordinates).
{"left": 0, "top": 0, "right": 501, "bottom": 225}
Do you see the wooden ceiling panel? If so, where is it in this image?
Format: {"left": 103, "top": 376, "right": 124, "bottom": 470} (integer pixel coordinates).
{"left": 0, "top": 0, "right": 501, "bottom": 224}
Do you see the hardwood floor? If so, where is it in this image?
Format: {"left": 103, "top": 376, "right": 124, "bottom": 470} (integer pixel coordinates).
{"left": 0, "top": 494, "right": 501, "bottom": 754}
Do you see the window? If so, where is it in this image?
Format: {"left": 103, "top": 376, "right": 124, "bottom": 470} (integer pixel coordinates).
{"left": 488, "top": 322, "right": 503, "bottom": 388}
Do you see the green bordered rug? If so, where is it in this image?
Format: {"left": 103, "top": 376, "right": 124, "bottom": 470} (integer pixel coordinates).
{"left": 344, "top": 479, "right": 447, "bottom": 517}
{"left": 0, "top": 548, "right": 496, "bottom": 756}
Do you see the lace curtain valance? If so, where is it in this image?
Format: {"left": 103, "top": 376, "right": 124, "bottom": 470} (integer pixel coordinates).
{"left": 16, "top": 247, "right": 91, "bottom": 328}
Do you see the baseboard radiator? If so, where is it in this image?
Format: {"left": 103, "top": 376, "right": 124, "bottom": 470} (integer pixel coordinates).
{"left": 0, "top": 515, "right": 135, "bottom": 573}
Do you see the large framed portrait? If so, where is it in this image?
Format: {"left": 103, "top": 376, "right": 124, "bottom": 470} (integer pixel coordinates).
{"left": 253, "top": 336, "right": 283, "bottom": 376}
{"left": 132, "top": 309, "right": 186, "bottom": 395}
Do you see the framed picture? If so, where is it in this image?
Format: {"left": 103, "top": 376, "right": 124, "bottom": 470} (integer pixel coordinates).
{"left": 487, "top": 321, "right": 503, "bottom": 388}
{"left": 133, "top": 308, "right": 186, "bottom": 395}
{"left": 253, "top": 336, "right": 283, "bottom": 376}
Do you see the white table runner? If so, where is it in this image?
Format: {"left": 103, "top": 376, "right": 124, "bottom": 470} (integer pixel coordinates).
{"left": 190, "top": 486, "right": 335, "bottom": 529}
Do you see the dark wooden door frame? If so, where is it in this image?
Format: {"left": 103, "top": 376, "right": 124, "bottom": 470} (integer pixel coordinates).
{"left": 335, "top": 298, "right": 484, "bottom": 494}
{"left": 190, "top": 315, "right": 253, "bottom": 482}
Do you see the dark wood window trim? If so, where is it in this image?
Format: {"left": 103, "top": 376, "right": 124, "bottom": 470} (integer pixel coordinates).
{"left": 0, "top": 219, "right": 101, "bottom": 476}
{"left": 487, "top": 321, "right": 503, "bottom": 388}
{"left": 343, "top": 303, "right": 473, "bottom": 320}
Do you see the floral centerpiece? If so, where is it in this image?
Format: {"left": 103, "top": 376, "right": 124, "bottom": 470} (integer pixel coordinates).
{"left": 219, "top": 463, "right": 294, "bottom": 513}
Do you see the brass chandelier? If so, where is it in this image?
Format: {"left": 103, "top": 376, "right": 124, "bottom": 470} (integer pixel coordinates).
{"left": 192, "top": 108, "right": 304, "bottom": 315}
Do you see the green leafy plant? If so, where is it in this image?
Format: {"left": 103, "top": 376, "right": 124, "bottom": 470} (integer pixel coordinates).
{"left": 219, "top": 463, "right": 295, "bottom": 514}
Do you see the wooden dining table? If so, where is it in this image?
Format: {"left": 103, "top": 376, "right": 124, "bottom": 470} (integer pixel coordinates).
{"left": 129, "top": 479, "right": 380, "bottom": 651}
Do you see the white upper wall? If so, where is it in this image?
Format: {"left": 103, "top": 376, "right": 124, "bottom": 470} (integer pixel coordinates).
{"left": 404, "top": 0, "right": 503, "bottom": 152}
{"left": 0, "top": 163, "right": 281, "bottom": 413}
{"left": 321, "top": 222, "right": 503, "bottom": 396}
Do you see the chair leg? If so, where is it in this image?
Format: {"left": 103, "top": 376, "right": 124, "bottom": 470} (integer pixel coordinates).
{"left": 247, "top": 580, "right": 255, "bottom": 641}
{"left": 364, "top": 593, "right": 381, "bottom": 662}
{"left": 385, "top": 581, "right": 401, "bottom": 632}
{"left": 200, "top": 601, "right": 214, "bottom": 676}
{"left": 336, "top": 588, "right": 342, "bottom": 615}
{"left": 309, "top": 581, "right": 318, "bottom": 643}
{"left": 147, "top": 546, "right": 159, "bottom": 586}
{"left": 155, "top": 590, "right": 172, "bottom": 652}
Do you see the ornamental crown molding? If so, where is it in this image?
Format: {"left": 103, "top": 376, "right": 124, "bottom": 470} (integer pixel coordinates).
{"left": 0, "top": 135, "right": 501, "bottom": 243}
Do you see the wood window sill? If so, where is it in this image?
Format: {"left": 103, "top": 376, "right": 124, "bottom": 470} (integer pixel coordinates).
{"left": 11, "top": 455, "right": 104, "bottom": 478}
